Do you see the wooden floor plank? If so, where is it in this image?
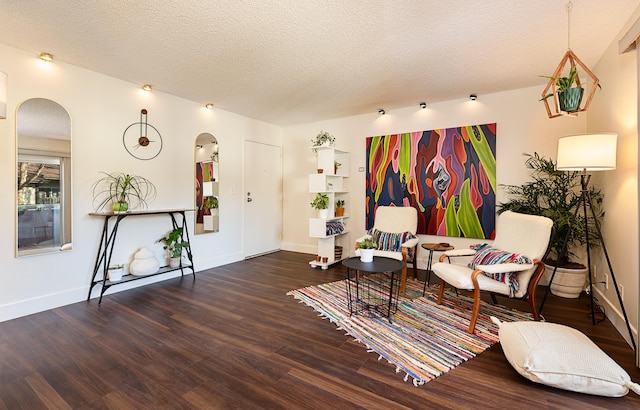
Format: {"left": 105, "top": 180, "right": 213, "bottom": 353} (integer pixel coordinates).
{"left": 0, "top": 250, "right": 638, "bottom": 408}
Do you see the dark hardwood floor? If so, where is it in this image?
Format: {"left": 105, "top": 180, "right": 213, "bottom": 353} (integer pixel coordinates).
{"left": 1, "top": 251, "right": 639, "bottom": 409}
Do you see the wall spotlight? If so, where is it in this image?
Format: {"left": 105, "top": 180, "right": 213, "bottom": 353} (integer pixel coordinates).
{"left": 142, "top": 84, "right": 153, "bottom": 91}
{"left": 378, "top": 109, "right": 385, "bottom": 115}
{"left": 205, "top": 103, "right": 214, "bottom": 109}
{"left": 39, "top": 52, "right": 54, "bottom": 62}
{"left": 419, "top": 102, "right": 427, "bottom": 109}
{"left": 469, "top": 94, "right": 477, "bottom": 101}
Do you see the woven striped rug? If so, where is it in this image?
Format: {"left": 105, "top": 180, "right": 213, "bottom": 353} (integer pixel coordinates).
{"left": 287, "top": 278, "right": 534, "bottom": 386}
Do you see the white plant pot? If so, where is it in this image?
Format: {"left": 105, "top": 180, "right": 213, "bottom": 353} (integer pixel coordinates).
{"left": 319, "top": 209, "right": 329, "bottom": 219}
{"left": 108, "top": 267, "right": 123, "bottom": 281}
{"left": 169, "top": 257, "right": 181, "bottom": 268}
{"left": 544, "top": 265, "right": 588, "bottom": 299}
{"left": 360, "top": 249, "right": 374, "bottom": 263}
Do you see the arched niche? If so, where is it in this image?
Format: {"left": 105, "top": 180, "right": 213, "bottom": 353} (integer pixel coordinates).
{"left": 195, "top": 133, "right": 219, "bottom": 234}
{"left": 16, "top": 98, "right": 72, "bottom": 257}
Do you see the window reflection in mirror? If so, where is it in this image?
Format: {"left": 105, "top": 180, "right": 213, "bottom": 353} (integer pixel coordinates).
{"left": 16, "top": 98, "right": 72, "bottom": 256}
{"left": 195, "top": 133, "right": 219, "bottom": 234}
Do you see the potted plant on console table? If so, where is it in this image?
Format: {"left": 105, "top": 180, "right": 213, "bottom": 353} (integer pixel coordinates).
{"left": 498, "top": 153, "right": 604, "bottom": 298}
{"left": 91, "top": 171, "right": 157, "bottom": 213}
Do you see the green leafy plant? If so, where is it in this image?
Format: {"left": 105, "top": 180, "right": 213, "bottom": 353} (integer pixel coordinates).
{"left": 92, "top": 172, "right": 157, "bottom": 212}
{"left": 540, "top": 65, "right": 579, "bottom": 101}
{"left": 497, "top": 153, "right": 604, "bottom": 267}
{"left": 203, "top": 196, "right": 219, "bottom": 209}
{"left": 335, "top": 199, "right": 345, "bottom": 208}
{"left": 357, "top": 238, "right": 378, "bottom": 249}
{"left": 311, "top": 130, "right": 335, "bottom": 152}
{"left": 157, "top": 228, "right": 189, "bottom": 258}
{"left": 310, "top": 193, "right": 329, "bottom": 210}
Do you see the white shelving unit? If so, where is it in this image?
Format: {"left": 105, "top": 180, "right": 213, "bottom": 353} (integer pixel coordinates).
{"left": 309, "top": 146, "right": 349, "bottom": 269}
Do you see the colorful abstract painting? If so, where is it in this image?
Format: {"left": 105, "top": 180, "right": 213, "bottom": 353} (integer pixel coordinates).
{"left": 365, "top": 124, "right": 496, "bottom": 239}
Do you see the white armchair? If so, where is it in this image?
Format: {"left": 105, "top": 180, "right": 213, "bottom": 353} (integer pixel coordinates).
{"left": 432, "top": 211, "right": 553, "bottom": 333}
{"left": 355, "top": 206, "right": 419, "bottom": 293}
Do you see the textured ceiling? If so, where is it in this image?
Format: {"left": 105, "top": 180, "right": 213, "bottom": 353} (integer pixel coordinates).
{"left": 0, "top": 0, "right": 638, "bottom": 126}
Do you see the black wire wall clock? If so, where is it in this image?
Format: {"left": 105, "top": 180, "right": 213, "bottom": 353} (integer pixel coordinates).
{"left": 122, "top": 109, "right": 163, "bottom": 160}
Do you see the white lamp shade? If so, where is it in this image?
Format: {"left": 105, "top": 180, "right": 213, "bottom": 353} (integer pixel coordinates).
{"left": 0, "top": 71, "right": 6, "bottom": 119}
{"left": 556, "top": 133, "right": 617, "bottom": 171}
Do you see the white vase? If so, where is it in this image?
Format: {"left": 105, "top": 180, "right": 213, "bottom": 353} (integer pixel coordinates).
{"left": 319, "top": 209, "right": 329, "bottom": 219}
{"left": 129, "top": 247, "right": 160, "bottom": 276}
{"left": 169, "top": 257, "right": 181, "bottom": 268}
{"left": 360, "top": 249, "right": 374, "bottom": 263}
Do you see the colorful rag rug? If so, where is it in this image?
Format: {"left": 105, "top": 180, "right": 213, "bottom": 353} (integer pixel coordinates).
{"left": 287, "top": 278, "right": 534, "bottom": 386}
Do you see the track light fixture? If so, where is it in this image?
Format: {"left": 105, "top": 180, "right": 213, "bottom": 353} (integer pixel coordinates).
{"left": 205, "top": 103, "right": 214, "bottom": 109}
{"left": 39, "top": 52, "right": 54, "bottom": 62}
{"left": 378, "top": 109, "right": 385, "bottom": 115}
{"left": 142, "top": 84, "right": 152, "bottom": 91}
{"left": 469, "top": 94, "right": 477, "bottom": 101}
{"left": 419, "top": 102, "right": 427, "bottom": 109}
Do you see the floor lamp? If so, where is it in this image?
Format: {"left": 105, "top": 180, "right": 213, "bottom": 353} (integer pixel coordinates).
{"left": 542, "top": 133, "right": 636, "bottom": 352}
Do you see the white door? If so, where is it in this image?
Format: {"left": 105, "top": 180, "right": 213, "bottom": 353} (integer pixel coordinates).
{"left": 244, "top": 141, "right": 282, "bottom": 258}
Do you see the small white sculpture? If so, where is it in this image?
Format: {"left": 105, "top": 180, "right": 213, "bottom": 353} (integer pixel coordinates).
{"left": 129, "top": 247, "right": 160, "bottom": 276}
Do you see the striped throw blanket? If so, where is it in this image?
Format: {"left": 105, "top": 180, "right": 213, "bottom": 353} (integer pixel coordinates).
{"left": 468, "top": 243, "right": 532, "bottom": 297}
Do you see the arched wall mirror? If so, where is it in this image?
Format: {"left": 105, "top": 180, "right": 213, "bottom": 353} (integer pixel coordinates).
{"left": 195, "top": 133, "right": 219, "bottom": 234}
{"left": 16, "top": 98, "right": 72, "bottom": 257}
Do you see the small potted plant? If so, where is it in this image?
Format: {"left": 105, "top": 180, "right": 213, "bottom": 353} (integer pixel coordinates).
{"left": 311, "top": 130, "right": 335, "bottom": 152}
{"left": 335, "top": 199, "right": 345, "bottom": 217}
{"left": 157, "top": 228, "right": 190, "bottom": 268}
{"left": 310, "top": 193, "right": 329, "bottom": 218}
{"left": 540, "top": 64, "right": 588, "bottom": 112}
{"left": 334, "top": 160, "right": 341, "bottom": 174}
{"left": 107, "top": 264, "right": 124, "bottom": 281}
{"left": 202, "top": 196, "right": 219, "bottom": 216}
{"left": 92, "top": 172, "right": 157, "bottom": 213}
{"left": 357, "top": 238, "right": 377, "bottom": 262}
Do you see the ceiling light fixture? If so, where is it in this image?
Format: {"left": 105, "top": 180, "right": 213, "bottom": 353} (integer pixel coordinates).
{"left": 419, "top": 102, "right": 427, "bottom": 109}
{"left": 470, "top": 94, "right": 477, "bottom": 101}
{"left": 39, "top": 52, "right": 54, "bottom": 62}
{"left": 205, "top": 103, "right": 214, "bottom": 109}
{"left": 142, "top": 84, "right": 152, "bottom": 91}
{"left": 378, "top": 109, "right": 385, "bottom": 115}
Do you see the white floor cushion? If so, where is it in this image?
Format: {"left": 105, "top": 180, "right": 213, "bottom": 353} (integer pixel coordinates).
{"left": 492, "top": 317, "right": 640, "bottom": 397}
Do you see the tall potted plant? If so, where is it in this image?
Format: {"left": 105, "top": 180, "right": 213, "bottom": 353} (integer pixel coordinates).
{"left": 498, "top": 153, "right": 604, "bottom": 298}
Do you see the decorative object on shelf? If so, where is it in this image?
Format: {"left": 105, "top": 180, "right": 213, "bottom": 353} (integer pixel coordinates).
{"left": 157, "top": 227, "right": 190, "bottom": 266}
{"left": 311, "top": 130, "right": 335, "bottom": 152}
{"left": 310, "top": 193, "right": 329, "bottom": 218}
{"left": 317, "top": 168, "right": 323, "bottom": 174}
{"left": 129, "top": 247, "right": 160, "bottom": 276}
{"left": 498, "top": 152, "right": 603, "bottom": 299}
{"left": 335, "top": 199, "right": 345, "bottom": 217}
{"left": 122, "top": 109, "right": 163, "bottom": 160}
{"left": 107, "top": 264, "right": 124, "bottom": 281}
{"left": 202, "top": 196, "right": 219, "bottom": 216}
{"left": 357, "top": 238, "right": 377, "bottom": 262}
{"left": 334, "top": 160, "right": 341, "bottom": 174}
{"left": 91, "top": 172, "right": 157, "bottom": 212}
{"left": 334, "top": 245, "right": 343, "bottom": 260}
{"left": 540, "top": 1, "right": 600, "bottom": 118}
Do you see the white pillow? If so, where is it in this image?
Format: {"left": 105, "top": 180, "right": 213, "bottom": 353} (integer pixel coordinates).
{"left": 491, "top": 317, "right": 640, "bottom": 397}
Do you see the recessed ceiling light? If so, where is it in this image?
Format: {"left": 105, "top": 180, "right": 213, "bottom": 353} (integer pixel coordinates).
{"left": 205, "top": 103, "right": 214, "bottom": 109}
{"left": 378, "top": 109, "right": 385, "bottom": 115}
{"left": 419, "top": 102, "right": 427, "bottom": 109}
{"left": 39, "top": 52, "right": 54, "bottom": 62}
{"left": 142, "top": 84, "right": 152, "bottom": 91}
{"left": 470, "top": 94, "right": 478, "bottom": 101}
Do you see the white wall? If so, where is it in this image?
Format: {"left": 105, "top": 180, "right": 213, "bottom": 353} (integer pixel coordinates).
{"left": 588, "top": 11, "right": 640, "bottom": 347}
{"left": 282, "top": 86, "right": 587, "bottom": 262}
{"left": 0, "top": 43, "right": 282, "bottom": 321}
